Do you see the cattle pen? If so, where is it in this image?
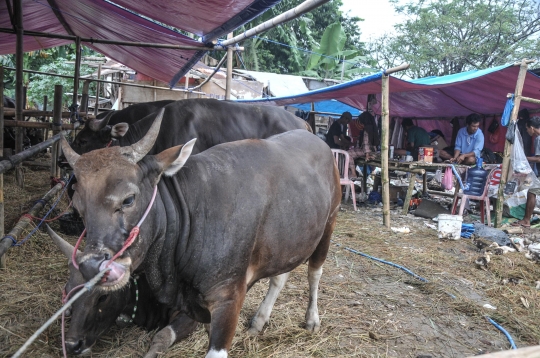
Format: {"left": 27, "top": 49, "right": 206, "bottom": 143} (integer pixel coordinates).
{"left": 1, "top": 0, "right": 540, "bottom": 356}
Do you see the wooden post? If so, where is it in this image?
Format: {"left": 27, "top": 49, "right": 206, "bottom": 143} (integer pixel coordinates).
{"left": 225, "top": 33, "right": 233, "bottom": 100}
{"left": 184, "top": 72, "right": 190, "bottom": 99}
{"left": 94, "top": 64, "right": 101, "bottom": 116}
{"left": 381, "top": 75, "right": 390, "bottom": 227}
{"left": 72, "top": 36, "right": 81, "bottom": 112}
{"left": 495, "top": 60, "right": 529, "bottom": 227}
{"left": 0, "top": 67, "right": 5, "bottom": 268}
{"left": 51, "top": 85, "right": 63, "bottom": 179}
{"left": 80, "top": 80, "right": 89, "bottom": 114}
{"left": 14, "top": 0, "right": 24, "bottom": 156}
{"left": 402, "top": 173, "right": 417, "bottom": 215}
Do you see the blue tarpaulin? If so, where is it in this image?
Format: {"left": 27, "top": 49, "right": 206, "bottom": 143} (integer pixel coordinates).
{"left": 286, "top": 100, "right": 361, "bottom": 117}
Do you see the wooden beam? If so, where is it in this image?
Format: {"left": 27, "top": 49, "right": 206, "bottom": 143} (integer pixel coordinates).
{"left": 46, "top": 0, "right": 76, "bottom": 36}
{"left": 495, "top": 59, "right": 529, "bottom": 227}
{"left": 381, "top": 75, "right": 390, "bottom": 227}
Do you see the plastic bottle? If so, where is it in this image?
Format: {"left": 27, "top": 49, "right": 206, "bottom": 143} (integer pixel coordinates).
{"left": 463, "top": 157, "right": 489, "bottom": 196}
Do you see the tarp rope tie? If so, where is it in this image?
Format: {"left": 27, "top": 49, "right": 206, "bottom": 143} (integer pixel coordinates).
{"left": 501, "top": 95, "right": 514, "bottom": 127}
{"left": 4, "top": 235, "right": 17, "bottom": 245}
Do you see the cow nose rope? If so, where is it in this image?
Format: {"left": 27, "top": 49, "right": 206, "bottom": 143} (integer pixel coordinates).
{"left": 71, "top": 186, "right": 158, "bottom": 270}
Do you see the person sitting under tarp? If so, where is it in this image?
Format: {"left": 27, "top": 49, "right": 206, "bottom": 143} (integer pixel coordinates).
{"left": 325, "top": 112, "right": 353, "bottom": 149}
{"left": 513, "top": 116, "right": 540, "bottom": 228}
{"left": 348, "top": 111, "right": 379, "bottom": 178}
{"left": 394, "top": 118, "right": 431, "bottom": 160}
{"left": 448, "top": 113, "right": 484, "bottom": 165}
{"left": 429, "top": 129, "right": 450, "bottom": 162}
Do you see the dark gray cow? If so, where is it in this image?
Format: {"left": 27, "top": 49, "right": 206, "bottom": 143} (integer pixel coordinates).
{"left": 69, "top": 98, "right": 311, "bottom": 156}
{"left": 47, "top": 225, "right": 197, "bottom": 357}
{"left": 59, "top": 111, "right": 340, "bottom": 358}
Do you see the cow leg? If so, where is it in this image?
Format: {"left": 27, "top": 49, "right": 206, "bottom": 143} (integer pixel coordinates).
{"left": 205, "top": 287, "right": 246, "bottom": 358}
{"left": 305, "top": 215, "right": 335, "bottom": 333}
{"left": 247, "top": 272, "right": 290, "bottom": 335}
{"left": 144, "top": 313, "right": 199, "bottom": 358}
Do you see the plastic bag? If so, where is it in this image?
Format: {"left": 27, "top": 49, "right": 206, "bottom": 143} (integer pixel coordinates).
{"left": 511, "top": 129, "right": 533, "bottom": 175}
{"left": 442, "top": 166, "right": 453, "bottom": 190}
{"left": 434, "top": 169, "right": 442, "bottom": 183}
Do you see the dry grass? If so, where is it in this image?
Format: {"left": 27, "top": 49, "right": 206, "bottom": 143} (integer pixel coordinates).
{"left": 1, "top": 167, "right": 540, "bottom": 357}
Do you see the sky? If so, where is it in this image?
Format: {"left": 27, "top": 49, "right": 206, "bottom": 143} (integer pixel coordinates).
{"left": 340, "top": 0, "right": 406, "bottom": 40}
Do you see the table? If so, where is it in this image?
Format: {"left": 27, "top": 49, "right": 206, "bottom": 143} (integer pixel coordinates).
{"left": 354, "top": 158, "right": 471, "bottom": 214}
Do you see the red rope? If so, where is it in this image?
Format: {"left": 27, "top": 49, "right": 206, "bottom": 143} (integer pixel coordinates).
{"left": 71, "top": 229, "right": 86, "bottom": 270}
{"left": 25, "top": 201, "right": 73, "bottom": 223}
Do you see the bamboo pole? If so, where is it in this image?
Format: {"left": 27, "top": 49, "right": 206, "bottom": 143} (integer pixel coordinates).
{"left": 495, "top": 60, "right": 529, "bottom": 227}
{"left": 381, "top": 75, "right": 390, "bottom": 227}
{"left": 3, "top": 109, "right": 94, "bottom": 117}
{"left": 51, "top": 85, "right": 63, "bottom": 179}
{"left": 94, "top": 64, "right": 101, "bottom": 116}
{"left": 220, "top": 0, "right": 331, "bottom": 46}
{"left": 0, "top": 27, "right": 228, "bottom": 51}
{"left": 14, "top": 0, "right": 23, "bottom": 156}
{"left": 225, "top": 33, "right": 234, "bottom": 100}
{"left": 0, "top": 181, "right": 65, "bottom": 259}
{"left": 520, "top": 96, "right": 540, "bottom": 105}
{"left": 80, "top": 80, "right": 89, "bottom": 114}
{"left": 72, "top": 37, "right": 81, "bottom": 113}
{"left": 3, "top": 67, "right": 206, "bottom": 94}
{"left": 0, "top": 126, "right": 78, "bottom": 175}
{"left": 1, "top": 120, "right": 77, "bottom": 129}
{"left": 0, "top": 67, "right": 4, "bottom": 269}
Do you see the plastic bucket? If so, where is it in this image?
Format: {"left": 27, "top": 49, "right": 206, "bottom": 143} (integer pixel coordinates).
{"left": 437, "top": 214, "right": 463, "bottom": 240}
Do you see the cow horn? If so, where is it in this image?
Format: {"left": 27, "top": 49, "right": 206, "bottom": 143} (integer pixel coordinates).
{"left": 45, "top": 224, "right": 81, "bottom": 259}
{"left": 120, "top": 108, "right": 164, "bottom": 163}
{"left": 87, "top": 110, "right": 115, "bottom": 132}
{"left": 60, "top": 137, "right": 80, "bottom": 167}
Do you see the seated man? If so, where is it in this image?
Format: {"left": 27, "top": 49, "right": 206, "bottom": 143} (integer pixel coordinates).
{"left": 325, "top": 111, "right": 353, "bottom": 149}
{"left": 394, "top": 118, "right": 431, "bottom": 160}
{"left": 450, "top": 113, "right": 484, "bottom": 165}
{"left": 514, "top": 116, "right": 540, "bottom": 228}
{"left": 348, "top": 112, "right": 378, "bottom": 178}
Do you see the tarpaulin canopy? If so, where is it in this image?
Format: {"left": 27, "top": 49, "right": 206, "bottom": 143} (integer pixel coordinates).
{"left": 286, "top": 100, "right": 361, "bottom": 117}
{"left": 0, "top": 0, "right": 281, "bottom": 86}
{"left": 239, "top": 64, "right": 540, "bottom": 118}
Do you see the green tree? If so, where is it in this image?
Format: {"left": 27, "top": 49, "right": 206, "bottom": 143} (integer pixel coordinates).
{"left": 301, "top": 22, "right": 372, "bottom": 80}
{"left": 234, "top": 0, "right": 366, "bottom": 75}
{"left": 368, "top": 0, "right": 540, "bottom": 78}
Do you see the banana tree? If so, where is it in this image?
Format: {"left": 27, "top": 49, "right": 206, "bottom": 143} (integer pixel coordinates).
{"left": 302, "top": 22, "right": 373, "bottom": 80}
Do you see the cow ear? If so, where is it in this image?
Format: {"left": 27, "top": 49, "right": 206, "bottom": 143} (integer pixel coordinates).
{"left": 155, "top": 138, "right": 197, "bottom": 176}
{"left": 110, "top": 123, "right": 129, "bottom": 138}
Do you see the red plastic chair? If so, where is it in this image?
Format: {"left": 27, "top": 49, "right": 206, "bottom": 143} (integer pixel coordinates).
{"left": 331, "top": 149, "right": 357, "bottom": 211}
{"left": 451, "top": 168, "right": 497, "bottom": 226}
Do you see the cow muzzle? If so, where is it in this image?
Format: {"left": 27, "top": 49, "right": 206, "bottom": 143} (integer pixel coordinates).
{"left": 65, "top": 337, "right": 92, "bottom": 355}
{"left": 79, "top": 253, "right": 131, "bottom": 290}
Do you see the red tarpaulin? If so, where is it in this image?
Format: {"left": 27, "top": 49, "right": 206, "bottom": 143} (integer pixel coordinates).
{"left": 0, "top": 0, "right": 282, "bottom": 85}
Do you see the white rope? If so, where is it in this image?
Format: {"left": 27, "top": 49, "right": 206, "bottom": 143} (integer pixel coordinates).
{"left": 11, "top": 268, "right": 110, "bottom": 358}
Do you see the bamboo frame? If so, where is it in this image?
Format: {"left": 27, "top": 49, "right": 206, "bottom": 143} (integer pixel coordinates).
{"left": 0, "top": 181, "right": 65, "bottom": 259}
{"left": 381, "top": 75, "right": 390, "bottom": 227}
{"left": 495, "top": 59, "right": 530, "bottom": 227}
{"left": 225, "top": 33, "right": 234, "bottom": 100}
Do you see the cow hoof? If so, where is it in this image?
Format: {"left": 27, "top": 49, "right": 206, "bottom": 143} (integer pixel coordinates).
{"left": 247, "top": 326, "right": 260, "bottom": 336}
{"left": 305, "top": 320, "right": 320, "bottom": 333}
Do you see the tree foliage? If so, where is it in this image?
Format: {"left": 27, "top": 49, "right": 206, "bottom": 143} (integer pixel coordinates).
{"left": 234, "top": 0, "right": 367, "bottom": 78}
{"left": 368, "top": 0, "right": 540, "bottom": 78}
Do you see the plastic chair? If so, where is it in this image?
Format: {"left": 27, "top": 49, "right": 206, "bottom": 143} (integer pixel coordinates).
{"left": 331, "top": 149, "right": 357, "bottom": 211}
{"left": 451, "top": 168, "right": 497, "bottom": 226}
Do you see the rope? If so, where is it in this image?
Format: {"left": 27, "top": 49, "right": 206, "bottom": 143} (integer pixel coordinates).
{"left": 486, "top": 317, "right": 517, "bottom": 349}
{"left": 12, "top": 268, "right": 110, "bottom": 358}
{"left": 9, "top": 174, "right": 73, "bottom": 246}
{"left": 332, "top": 241, "right": 428, "bottom": 282}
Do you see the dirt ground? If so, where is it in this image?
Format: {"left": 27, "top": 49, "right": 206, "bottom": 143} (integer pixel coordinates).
{"left": 1, "top": 165, "right": 540, "bottom": 358}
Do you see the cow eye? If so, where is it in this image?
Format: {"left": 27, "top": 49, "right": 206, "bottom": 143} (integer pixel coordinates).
{"left": 98, "top": 295, "right": 108, "bottom": 303}
{"left": 122, "top": 195, "right": 135, "bottom": 207}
